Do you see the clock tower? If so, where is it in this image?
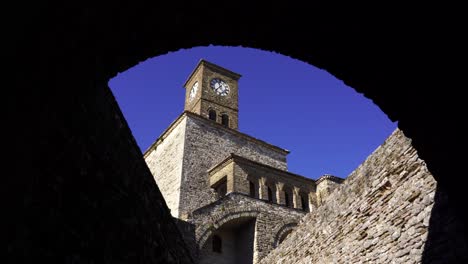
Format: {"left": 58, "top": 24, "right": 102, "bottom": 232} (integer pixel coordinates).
{"left": 183, "top": 59, "right": 241, "bottom": 130}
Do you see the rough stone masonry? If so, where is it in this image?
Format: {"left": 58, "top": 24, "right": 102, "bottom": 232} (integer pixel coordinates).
{"left": 260, "top": 129, "right": 438, "bottom": 264}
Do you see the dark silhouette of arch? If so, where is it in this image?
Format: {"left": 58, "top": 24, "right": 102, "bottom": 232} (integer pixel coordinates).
{"left": 273, "top": 223, "right": 298, "bottom": 248}
{"left": 7, "top": 3, "right": 468, "bottom": 262}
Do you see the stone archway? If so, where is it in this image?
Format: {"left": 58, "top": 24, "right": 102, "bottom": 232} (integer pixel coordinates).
{"left": 197, "top": 212, "right": 258, "bottom": 264}
{"left": 273, "top": 222, "right": 298, "bottom": 248}
{"left": 197, "top": 211, "right": 260, "bottom": 249}
{"left": 189, "top": 193, "right": 307, "bottom": 262}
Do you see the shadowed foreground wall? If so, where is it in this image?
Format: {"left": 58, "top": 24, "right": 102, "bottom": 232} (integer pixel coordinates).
{"left": 7, "top": 80, "right": 193, "bottom": 263}
{"left": 261, "top": 129, "right": 467, "bottom": 263}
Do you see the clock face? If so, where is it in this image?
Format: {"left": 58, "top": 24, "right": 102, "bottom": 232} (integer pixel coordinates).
{"left": 210, "top": 78, "right": 230, "bottom": 96}
{"left": 189, "top": 81, "right": 198, "bottom": 101}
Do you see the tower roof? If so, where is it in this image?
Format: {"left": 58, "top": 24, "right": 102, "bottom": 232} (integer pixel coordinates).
{"left": 183, "top": 59, "right": 242, "bottom": 88}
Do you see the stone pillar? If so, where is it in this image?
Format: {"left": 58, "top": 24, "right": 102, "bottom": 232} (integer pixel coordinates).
{"left": 308, "top": 192, "right": 317, "bottom": 211}
{"left": 276, "top": 182, "right": 285, "bottom": 205}
{"left": 258, "top": 177, "right": 268, "bottom": 200}
{"left": 316, "top": 191, "right": 323, "bottom": 206}
{"left": 227, "top": 172, "right": 235, "bottom": 194}
{"left": 293, "top": 187, "right": 302, "bottom": 209}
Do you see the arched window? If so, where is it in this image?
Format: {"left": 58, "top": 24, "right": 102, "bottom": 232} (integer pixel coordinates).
{"left": 267, "top": 186, "right": 273, "bottom": 202}
{"left": 285, "top": 192, "right": 290, "bottom": 207}
{"left": 221, "top": 114, "right": 229, "bottom": 127}
{"left": 301, "top": 195, "right": 309, "bottom": 212}
{"left": 209, "top": 109, "right": 217, "bottom": 121}
{"left": 249, "top": 181, "right": 256, "bottom": 197}
{"left": 212, "top": 235, "right": 222, "bottom": 253}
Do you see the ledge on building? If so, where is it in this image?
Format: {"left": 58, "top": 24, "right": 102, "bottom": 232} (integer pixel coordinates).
{"left": 316, "top": 174, "right": 345, "bottom": 185}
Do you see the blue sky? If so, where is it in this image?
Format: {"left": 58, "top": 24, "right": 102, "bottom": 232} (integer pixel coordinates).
{"left": 109, "top": 46, "right": 397, "bottom": 180}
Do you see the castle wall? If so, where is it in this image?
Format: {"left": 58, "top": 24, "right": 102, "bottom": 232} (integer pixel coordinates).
{"left": 316, "top": 178, "right": 342, "bottom": 205}
{"left": 145, "top": 117, "right": 187, "bottom": 217}
{"left": 179, "top": 115, "right": 288, "bottom": 217}
{"left": 260, "top": 129, "right": 437, "bottom": 263}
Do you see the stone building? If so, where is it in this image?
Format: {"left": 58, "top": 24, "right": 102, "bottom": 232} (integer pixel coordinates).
{"left": 143, "top": 59, "right": 343, "bottom": 263}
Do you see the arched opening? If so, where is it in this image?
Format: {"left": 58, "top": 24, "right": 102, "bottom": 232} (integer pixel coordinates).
{"left": 212, "top": 235, "right": 222, "bottom": 253}
{"left": 267, "top": 186, "right": 273, "bottom": 203}
{"left": 209, "top": 109, "right": 217, "bottom": 121}
{"left": 284, "top": 192, "right": 290, "bottom": 207}
{"left": 249, "top": 181, "right": 256, "bottom": 198}
{"left": 221, "top": 114, "right": 229, "bottom": 127}
{"left": 200, "top": 217, "right": 256, "bottom": 264}
{"left": 301, "top": 194, "right": 309, "bottom": 212}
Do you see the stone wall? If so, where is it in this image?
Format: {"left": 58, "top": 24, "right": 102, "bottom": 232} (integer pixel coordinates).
{"left": 316, "top": 176, "right": 344, "bottom": 206}
{"left": 179, "top": 114, "right": 289, "bottom": 217}
{"left": 260, "top": 129, "right": 438, "bottom": 263}
{"left": 8, "top": 78, "right": 193, "bottom": 262}
{"left": 143, "top": 112, "right": 289, "bottom": 219}
{"left": 190, "top": 193, "right": 306, "bottom": 263}
{"left": 145, "top": 117, "right": 187, "bottom": 217}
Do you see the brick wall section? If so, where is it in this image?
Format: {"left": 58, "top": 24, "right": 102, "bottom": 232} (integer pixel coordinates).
{"left": 260, "top": 129, "right": 437, "bottom": 264}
